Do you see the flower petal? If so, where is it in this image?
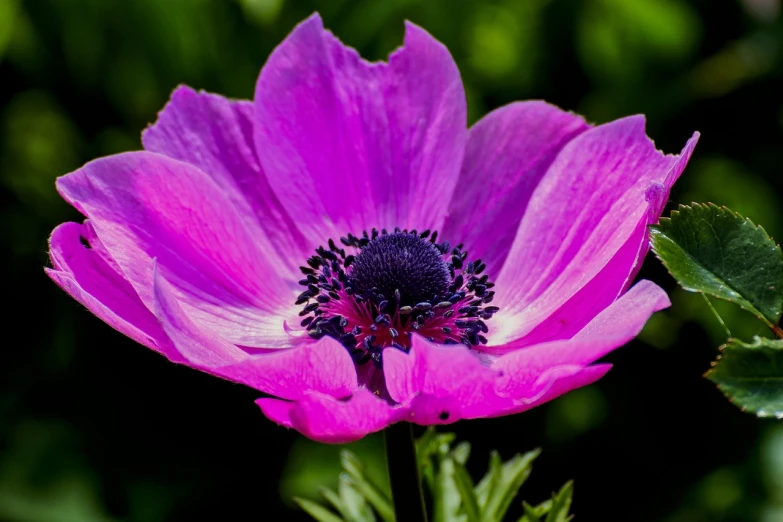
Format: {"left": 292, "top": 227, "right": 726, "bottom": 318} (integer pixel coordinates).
{"left": 491, "top": 280, "right": 669, "bottom": 385}
{"left": 56, "top": 151, "right": 299, "bottom": 348}
{"left": 254, "top": 14, "right": 467, "bottom": 243}
{"left": 485, "top": 364, "right": 612, "bottom": 418}
{"left": 492, "top": 118, "right": 697, "bottom": 345}
{"left": 383, "top": 336, "right": 501, "bottom": 425}
{"left": 153, "top": 267, "right": 358, "bottom": 400}
{"left": 142, "top": 85, "right": 308, "bottom": 280}
{"left": 47, "top": 221, "right": 180, "bottom": 360}
{"left": 441, "top": 102, "right": 589, "bottom": 273}
{"left": 257, "top": 388, "right": 403, "bottom": 444}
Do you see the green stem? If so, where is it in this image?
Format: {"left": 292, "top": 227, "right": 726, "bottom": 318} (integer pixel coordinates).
{"left": 384, "top": 422, "right": 428, "bottom": 522}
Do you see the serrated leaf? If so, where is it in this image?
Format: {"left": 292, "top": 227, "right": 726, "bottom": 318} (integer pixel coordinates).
{"left": 706, "top": 336, "right": 783, "bottom": 417}
{"left": 544, "top": 482, "right": 573, "bottom": 522}
{"left": 650, "top": 203, "right": 783, "bottom": 328}
{"left": 295, "top": 497, "right": 347, "bottom": 522}
{"left": 480, "top": 449, "right": 540, "bottom": 522}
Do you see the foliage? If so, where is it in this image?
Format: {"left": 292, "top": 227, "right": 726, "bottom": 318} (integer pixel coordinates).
{"left": 652, "top": 204, "right": 783, "bottom": 418}
{"left": 296, "top": 429, "right": 573, "bottom": 522}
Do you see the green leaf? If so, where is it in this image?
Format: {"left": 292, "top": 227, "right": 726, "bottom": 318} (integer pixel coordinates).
{"left": 452, "top": 459, "right": 481, "bottom": 522}
{"left": 294, "top": 497, "right": 347, "bottom": 522}
{"left": 544, "top": 481, "right": 574, "bottom": 522}
{"left": 475, "top": 451, "right": 501, "bottom": 510}
{"left": 333, "top": 474, "right": 377, "bottom": 522}
{"left": 479, "top": 449, "right": 540, "bottom": 522}
{"left": 340, "top": 452, "right": 396, "bottom": 522}
{"left": 520, "top": 499, "right": 553, "bottom": 521}
{"left": 319, "top": 487, "right": 350, "bottom": 520}
{"left": 706, "top": 337, "right": 783, "bottom": 417}
{"left": 518, "top": 502, "right": 543, "bottom": 522}
{"left": 416, "top": 428, "right": 457, "bottom": 493}
{"left": 650, "top": 203, "right": 783, "bottom": 328}
{"left": 432, "top": 457, "right": 463, "bottom": 522}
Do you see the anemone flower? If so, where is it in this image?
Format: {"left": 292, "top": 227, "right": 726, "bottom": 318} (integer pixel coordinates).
{"left": 47, "top": 13, "right": 698, "bottom": 444}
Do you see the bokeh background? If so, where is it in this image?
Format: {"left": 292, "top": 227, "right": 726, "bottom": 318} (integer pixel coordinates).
{"left": 2, "top": 0, "right": 783, "bottom": 520}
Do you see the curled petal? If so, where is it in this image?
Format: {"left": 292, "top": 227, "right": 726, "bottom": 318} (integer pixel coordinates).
{"left": 257, "top": 388, "right": 404, "bottom": 444}
{"left": 56, "top": 151, "right": 299, "bottom": 348}
{"left": 384, "top": 336, "right": 500, "bottom": 425}
{"left": 47, "top": 221, "right": 179, "bottom": 360}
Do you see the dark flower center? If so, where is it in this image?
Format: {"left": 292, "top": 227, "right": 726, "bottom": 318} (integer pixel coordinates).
{"left": 295, "top": 228, "right": 499, "bottom": 368}
{"left": 348, "top": 232, "right": 451, "bottom": 307}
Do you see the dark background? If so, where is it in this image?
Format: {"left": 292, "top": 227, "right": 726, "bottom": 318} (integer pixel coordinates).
{"left": 2, "top": 0, "right": 783, "bottom": 521}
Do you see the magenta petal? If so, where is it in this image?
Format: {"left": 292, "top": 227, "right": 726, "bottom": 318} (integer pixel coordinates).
{"left": 442, "top": 102, "right": 589, "bottom": 273}
{"left": 257, "top": 388, "right": 403, "bottom": 444}
{"left": 491, "top": 280, "right": 669, "bottom": 386}
{"left": 384, "top": 336, "right": 501, "bottom": 425}
{"left": 254, "top": 14, "right": 467, "bottom": 243}
{"left": 153, "top": 268, "right": 357, "bottom": 400}
{"left": 492, "top": 118, "right": 697, "bottom": 345}
{"left": 485, "top": 364, "right": 612, "bottom": 418}
{"left": 47, "top": 221, "right": 180, "bottom": 360}
{"left": 142, "top": 86, "right": 308, "bottom": 279}
{"left": 56, "top": 151, "right": 298, "bottom": 348}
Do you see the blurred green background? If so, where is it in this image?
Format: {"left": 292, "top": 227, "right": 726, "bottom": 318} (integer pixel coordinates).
{"left": 2, "top": 0, "right": 783, "bottom": 520}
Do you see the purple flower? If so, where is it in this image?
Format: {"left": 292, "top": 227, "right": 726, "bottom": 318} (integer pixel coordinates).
{"left": 47, "top": 14, "right": 698, "bottom": 443}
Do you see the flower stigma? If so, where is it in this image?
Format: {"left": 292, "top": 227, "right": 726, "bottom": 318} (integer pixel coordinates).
{"left": 296, "top": 228, "right": 499, "bottom": 367}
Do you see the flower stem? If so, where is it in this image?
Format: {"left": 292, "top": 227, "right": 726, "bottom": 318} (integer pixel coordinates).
{"left": 385, "top": 422, "right": 428, "bottom": 522}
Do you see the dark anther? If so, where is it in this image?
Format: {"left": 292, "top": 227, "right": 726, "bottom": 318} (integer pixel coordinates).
{"left": 347, "top": 232, "right": 451, "bottom": 307}
{"left": 296, "top": 228, "right": 501, "bottom": 354}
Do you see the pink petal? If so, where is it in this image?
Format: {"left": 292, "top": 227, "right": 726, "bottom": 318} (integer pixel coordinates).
{"left": 491, "top": 118, "right": 697, "bottom": 345}
{"left": 441, "top": 102, "right": 589, "bottom": 273}
{"left": 142, "top": 86, "right": 308, "bottom": 280}
{"left": 254, "top": 14, "right": 467, "bottom": 244}
{"left": 383, "top": 336, "right": 502, "bottom": 425}
{"left": 491, "top": 280, "right": 670, "bottom": 386}
{"left": 484, "top": 364, "right": 612, "bottom": 418}
{"left": 381, "top": 281, "right": 666, "bottom": 423}
{"left": 47, "top": 221, "right": 180, "bottom": 361}
{"left": 56, "top": 151, "right": 299, "bottom": 348}
{"left": 153, "top": 267, "right": 358, "bottom": 400}
{"left": 257, "top": 388, "right": 403, "bottom": 444}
